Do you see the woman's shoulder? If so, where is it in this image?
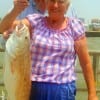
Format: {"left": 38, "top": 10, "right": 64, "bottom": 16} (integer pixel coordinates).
{"left": 68, "top": 17, "right": 85, "bottom": 40}
{"left": 68, "top": 17, "right": 84, "bottom": 28}
{"left": 26, "top": 13, "right": 44, "bottom": 20}
{"left": 68, "top": 17, "right": 85, "bottom": 32}
{"left": 26, "top": 13, "right": 44, "bottom": 27}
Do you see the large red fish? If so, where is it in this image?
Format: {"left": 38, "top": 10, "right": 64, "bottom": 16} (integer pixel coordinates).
{"left": 3, "top": 23, "right": 31, "bottom": 100}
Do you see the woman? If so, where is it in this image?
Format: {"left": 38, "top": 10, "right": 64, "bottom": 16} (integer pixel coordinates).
{"left": 0, "top": 0, "right": 98, "bottom": 100}
{"left": 0, "top": 0, "right": 77, "bottom": 50}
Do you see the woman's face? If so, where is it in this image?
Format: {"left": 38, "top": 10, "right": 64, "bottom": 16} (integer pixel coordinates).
{"left": 46, "top": 0, "right": 70, "bottom": 19}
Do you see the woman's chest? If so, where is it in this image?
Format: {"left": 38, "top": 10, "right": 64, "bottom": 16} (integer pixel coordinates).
{"left": 30, "top": 29, "right": 75, "bottom": 53}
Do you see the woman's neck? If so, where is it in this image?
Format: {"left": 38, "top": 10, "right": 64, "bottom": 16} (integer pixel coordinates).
{"left": 47, "top": 17, "right": 67, "bottom": 30}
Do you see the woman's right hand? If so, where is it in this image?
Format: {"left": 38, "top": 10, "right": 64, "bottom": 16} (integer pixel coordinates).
{"left": 13, "top": 0, "right": 29, "bottom": 14}
{"left": 3, "top": 29, "right": 13, "bottom": 40}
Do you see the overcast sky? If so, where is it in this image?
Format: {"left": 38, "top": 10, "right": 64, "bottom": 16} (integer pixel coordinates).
{"left": 0, "top": 0, "right": 100, "bottom": 22}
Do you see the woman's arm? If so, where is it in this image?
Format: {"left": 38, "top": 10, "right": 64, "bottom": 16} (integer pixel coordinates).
{"left": 0, "top": 0, "right": 29, "bottom": 33}
{"left": 74, "top": 37, "right": 98, "bottom": 100}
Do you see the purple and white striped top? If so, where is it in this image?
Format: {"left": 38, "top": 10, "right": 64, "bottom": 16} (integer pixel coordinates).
{"left": 26, "top": 14, "right": 85, "bottom": 84}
